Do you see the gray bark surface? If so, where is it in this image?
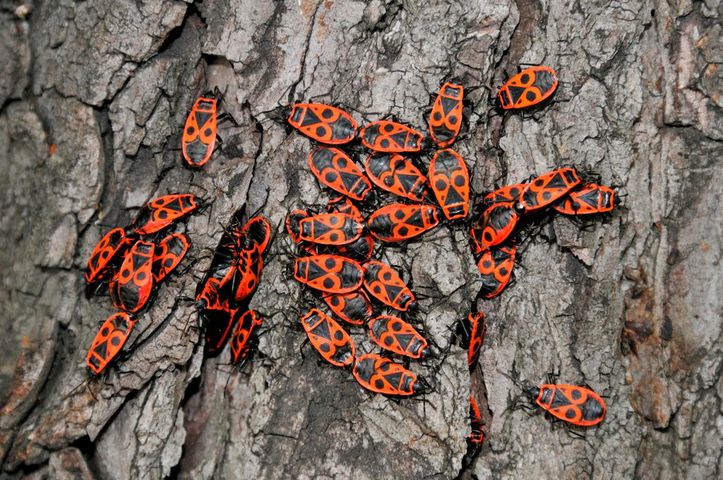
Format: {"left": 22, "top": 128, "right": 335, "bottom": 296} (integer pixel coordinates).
{"left": 0, "top": 0, "right": 721, "bottom": 479}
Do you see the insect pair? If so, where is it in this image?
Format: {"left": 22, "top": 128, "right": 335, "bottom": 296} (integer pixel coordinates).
{"left": 296, "top": 308, "right": 431, "bottom": 397}
{"left": 194, "top": 210, "right": 273, "bottom": 358}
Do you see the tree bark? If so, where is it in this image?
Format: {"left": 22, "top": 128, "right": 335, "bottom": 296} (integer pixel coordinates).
{"left": 0, "top": 0, "right": 720, "bottom": 478}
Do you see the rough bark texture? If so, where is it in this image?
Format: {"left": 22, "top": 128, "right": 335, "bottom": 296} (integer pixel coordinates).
{"left": 0, "top": 0, "right": 721, "bottom": 479}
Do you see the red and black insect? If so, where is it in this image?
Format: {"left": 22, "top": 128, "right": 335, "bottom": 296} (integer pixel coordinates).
{"left": 362, "top": 260, "right": 415, "bottom": 311}
{"left": 469, "top": 202, "right": 519, "bottom": 253}
{"left": 517, "top": 167, "right": 581, "bottom": 213}
{"left": 429, "top": 82, "right": 464, "bottom": 147}
{"left": 323, "top": 290, "right": 373, "bottom": 327}
{"left": 85, "top": 227, "right": 133, "bottom": 284}
{"left": 530, "top": 384, "right": 606, "bottom": 427}
{"left": 86, "top": 312, "right": 136, "bottom": 375}
{"left": 109, "top": 240, "right": 155, "bottom": 313}
{"left": 364, "top": 154, "right": 429, "bottom": 202}
{"left": 293, "top": 254, "right": 364, "bottom": 293}
{"left": 484, "top": 183, "right": 527, "bottom": 205}
{"left": 368, "top": 314, "right": 428, "bottom": 359}
{"left": 456, "top": 312, "right": 486, "bottom": 368}
{"left": 298, "top": 212, "right": 364, "bottom": 246}
{"left": 152, "top": 233, "right": 190, "bottom": 283}
{"left": 476, "top": 246, "right": 516, "bottom": 299}
{"left": 308, "top": 147, "right": 371, "bottom": 201}
{"left": 429, "top": 148, "right": 470, "bottom": 220}
{"left": 127, "top": 194, "right": 200, "bottom": 236}
{"left": 359, "top": 120, "right": 424, "bottom": 153}
{"left": 182, "top": 96, "right": 218, "bottom": 167}
{"left": 300, "top": 308, "right": 356, "bottom": 367}
{"left": 352, "top": 353, "right": 421, "bottom": 396}
{"left": 468, "top": 395, "right": 485, "bottom": 446}
{"left": 229, "top": 309, "right": 264, "bottom": 365}
{"left": 552, "top": 183, "right": 615, "bottom": 215}
{"left": 326, "top": 197, "right": 375, "bottom": 261}
{"left": 497, "top": 66, "right": 558, "bottom": 110}
{"left": 367, "top": 203, "right": 439, "bottom": 243}
{"left": 287, "top": 103, "right": 358, "bottom": 144}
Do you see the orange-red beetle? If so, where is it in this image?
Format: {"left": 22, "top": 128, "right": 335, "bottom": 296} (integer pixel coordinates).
{"left": 553, "top": 183, "right": 615, "bottom": 215}
{"left": 469, "top": 202, "right": 519, "bottom": 253}
{"left": 429, "top": 82, "right": 464, "bottom": 147}
{"left": 352, "top": 353, "right": 421, "bottom": 396}
{"left": 85, "top": 227, "right": 133, "bottom": 284}
{"left": 476, "top": 246, "right": 516, "bottom": 299}
{"left": 182, "top": 96, "right": 218, "bottom": 167}
{"left": 517, "top": 167, "right": 581, "bottom": 212}
{"left": 109, "top": 240, "right": 155, "bottom": 313}
{"left": 360, "top": 120, "right": 424, "bottom": 153}
{"left": 308, "top": 147, "right": 372, "bottom": 201}
{"left": 300, "top": 309, "right": 356, "bottom": 367}
{"left": 293, "top": 254, "right": 364, "bottom": 293}
{"left": 367, "top": 203, "right": 439, "bottom": 243}
{"left": 287, "top": 103, "right": 357, "bottom": 144}
{"left": 429, "top": 148, "right": 469, "bottom": 220}
{"left": 530, "top": 384, "right": 606, "bottom": 427}
{"left": 368, "top": 314, "right": 428, "bottom": 359}
{"left": 362, "top": 260, "right": 415, "bottom": 311}
{"left": 497, "top": 66, "right": 558, "bottom": 110}
{"left": 86, "top": 312, "right": 136, "bottom": 375}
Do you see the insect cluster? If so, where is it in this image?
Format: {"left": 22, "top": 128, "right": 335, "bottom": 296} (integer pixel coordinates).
{"left": 79, "top": 64, "right": 616, "bottom": 456}
{"left": 84, "top": 194, "right": 199, "bottom": 374}
{"left": 283, "top": 81, "right": 470, "bottom": 396}
{"left": 193, "top": 210, "right": 273, "bottom": 364}
{"left": 284, "top": 66, "right": 615, "bottom": 448}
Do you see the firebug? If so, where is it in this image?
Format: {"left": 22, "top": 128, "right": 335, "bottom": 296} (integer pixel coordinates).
{"left": 298, "top": 212, "right": 364, "bottom": 246}
{"left": 428, "top": 148, "right": 470, "bottom": 220}
{"left": 86, "top": 312, "right": 136, "bottom": 375}
{"left": 352, "top": 353, "right": 422, "bottom": 396}
{"left": 182, "top": 96, "right": 219, "bottom": 167}
{"left": 109, "top": 240, "right": 155, "bottom": 313}
{"left": 359, "top": 120, "right": 424, "bottom": 153}
{"left": 429, "top": 82, "right": 464, "bottom": 147}
{"left": 552, "top": 183, "right": 615, "bottom": 215}
{"left": 127, "top": 194, "right": 200, "bottom": 236}
{"left": 497, "top": 66, "right": 558, "bottom": 110}
{"left": 517, "top": 167, "right": 581, "bottom": 213}
{"left": 308, "top": 147, "right": 371, "bottom": 201}
{"left": 368, "top": 314, "right": 428, "bottom": 359}
{"left": 152, "top": 233, "right": 190, "bottom": 283}
{"left": 456, "top": 312, "right": 485, "bottom": 368}
{"left": 469, "top": 202, "right": 519, "bottom": 253}
{"left": 476, "top": 246, "right": 516, "bottom": 299}
{"left": 229, "top": 309, "right": 264, "bottom": 365}
{"left": 293, "top": 254, "right": 364, "bottom": 293}
{"left": 367, "top": 203, "right": 439, "bottom": 243}
{"left": 530, "top": 384, "right": 606, "bottom": 427}
{"left": 364, "top": 154, "right": 429, "bottom": 202}
{"left": 323, "top": 290, "right": 373, "bottom": 327}
{"left": 287, "top": 103, "right": 358, "bottom": 145}
{"left": 85, "top": 227, "right": 133, "bottom": 284}
{"left": 300, "top": 308, "right": 356, "bottom": 368}
{"left": 362, "top": 260, "right": 415, "bottom": 311}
